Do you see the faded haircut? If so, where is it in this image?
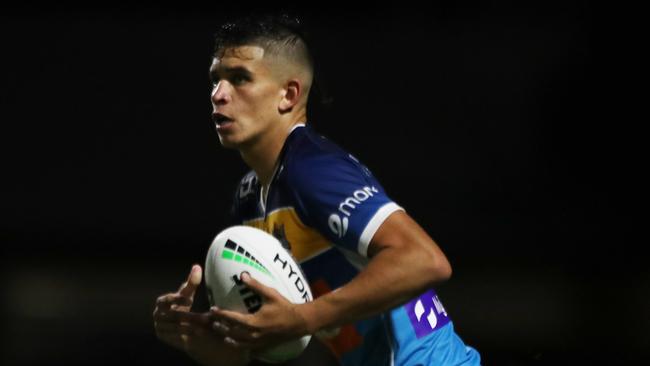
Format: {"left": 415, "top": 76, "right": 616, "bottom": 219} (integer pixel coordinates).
{"left": 213, "top": 13, "right": 314, "bottom": 78}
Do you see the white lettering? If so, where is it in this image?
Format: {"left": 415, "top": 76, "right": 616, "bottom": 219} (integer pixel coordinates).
{"left": 239, "top": 175, "right": 256, "bottom": 198}
{"left": 328, "top": 186, "right": 379, "bottom": 238}
{"left": 339, "top": 197, "right": 360, "bottom": 216}
{"left": 426, "top": 308, "right": 438, "bottom": 329}
{"left": 353, "top": 190, "right": 369, "bottom": 201}
{"left": 365, "top": 186, "right": 379, "bottom": 195}
{"left": 433, "top": 296, "right": 447, "bottom": 316}
{"left": 336, "top": 186, "right": 379, "bottom": 217}
{"left": 414, "top": 299, "right": 425, "bottom": 321}
{"left": 328, "top": 214, "right": 349, "bottom": 238}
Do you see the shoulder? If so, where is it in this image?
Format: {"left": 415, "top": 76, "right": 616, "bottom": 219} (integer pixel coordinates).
{"left": 282, "top": 126, "right": 366, "bottom": 187}
{"left": 286, "top": 126, "right": 349, "bottom": 162}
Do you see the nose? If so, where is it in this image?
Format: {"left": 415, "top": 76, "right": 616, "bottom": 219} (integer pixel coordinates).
{"left": 211, "top": 81, "right": 231, "bottom": 105}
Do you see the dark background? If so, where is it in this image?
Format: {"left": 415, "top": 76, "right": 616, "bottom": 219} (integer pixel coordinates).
{"left": 1, "top": 3, "right": 645, "bottom": 366}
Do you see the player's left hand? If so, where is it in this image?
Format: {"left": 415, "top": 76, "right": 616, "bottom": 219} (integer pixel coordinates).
{"left": 209, "top": 272, "right": 311, "bottom": 350}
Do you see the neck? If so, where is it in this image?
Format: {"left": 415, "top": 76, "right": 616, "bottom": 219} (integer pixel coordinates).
{"left": 240, "top": 137, "right": 283, "bottom": 187}
{"left": 240, "top": 118, "right": 305, "bottom": 186}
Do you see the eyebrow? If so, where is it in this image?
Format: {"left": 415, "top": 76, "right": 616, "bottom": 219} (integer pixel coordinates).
{"left": 210, "top": 66, "right": 253, "bottom": 82}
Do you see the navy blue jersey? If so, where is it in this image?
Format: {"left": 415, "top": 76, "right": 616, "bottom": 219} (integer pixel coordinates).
{"left": 231, "top": 124, "right": 480, "bottom": 365}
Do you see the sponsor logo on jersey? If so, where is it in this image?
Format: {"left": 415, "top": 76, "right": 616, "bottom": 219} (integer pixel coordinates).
{"left": 405, "top": 289, "right": 451, "bottom": 338}
{"left": 328, "top": 186, "right": 379, "bottom": 238}
{"left": 239, "top": 174, "right": 257, "bottom": 198}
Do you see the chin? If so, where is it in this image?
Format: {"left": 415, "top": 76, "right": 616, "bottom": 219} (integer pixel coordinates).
{"left": 218, "top": 138, "right": 238, "bottom": 149}
{"left": 218, "top": 134, "right": 248, "bottom": 150}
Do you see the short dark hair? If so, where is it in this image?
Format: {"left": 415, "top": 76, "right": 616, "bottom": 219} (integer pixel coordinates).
{"left": 213, "top": 13, "right": 333, "bottom": 110}
{"left": 213, "top": 13, "right": 313, "bottom": 73}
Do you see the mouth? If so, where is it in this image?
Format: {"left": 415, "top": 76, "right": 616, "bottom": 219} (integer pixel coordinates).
{"left": 212, "top": 113, "right": 234, "bottom": 129}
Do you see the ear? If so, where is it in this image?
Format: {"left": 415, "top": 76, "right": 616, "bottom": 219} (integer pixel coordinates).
{"left": 278, "top": 80, "right": 301, "bottom": 113}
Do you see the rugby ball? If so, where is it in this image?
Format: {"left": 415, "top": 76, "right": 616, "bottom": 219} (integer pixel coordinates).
{"left": 204, "top": 225, "right": 313, "bottom": 363}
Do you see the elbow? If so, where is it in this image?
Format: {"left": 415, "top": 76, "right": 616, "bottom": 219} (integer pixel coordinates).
{"left": 422, "top": 245, "right": 452, "bottom": 285}
{"left": 435, "top": 258, "right": 452, "bottom": 283}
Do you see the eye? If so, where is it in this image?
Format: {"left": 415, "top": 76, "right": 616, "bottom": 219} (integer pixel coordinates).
{"left": 231, "top": 74, "right": 249, "bottom": 86}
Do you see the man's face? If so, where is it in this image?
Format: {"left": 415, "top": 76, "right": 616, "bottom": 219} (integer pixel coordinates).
{"left": 210, "top": 45, "right": 283, "bottom": 149}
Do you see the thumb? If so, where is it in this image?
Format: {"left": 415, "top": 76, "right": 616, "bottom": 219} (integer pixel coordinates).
{"left": 179, "top": 264, "right": 202, "bottom": 298}
{"left": 240, "top": 271, "right": 282, "bottom": 301}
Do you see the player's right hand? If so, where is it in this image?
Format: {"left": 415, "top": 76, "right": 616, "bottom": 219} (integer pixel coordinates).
{"left": 153, "top": 264, "right": 203, "bottom": 349}
{"left": 152, "top": 265, "right": 251, "bottom": 366}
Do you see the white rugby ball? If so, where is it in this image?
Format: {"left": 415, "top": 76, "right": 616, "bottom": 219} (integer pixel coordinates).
{"left": 204, "top": 225, "right": 313, "bottom": 363}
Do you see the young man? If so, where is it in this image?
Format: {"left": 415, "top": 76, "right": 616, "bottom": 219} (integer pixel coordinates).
{"left": 153, "top": 14, "right": 481, "bottom": 366}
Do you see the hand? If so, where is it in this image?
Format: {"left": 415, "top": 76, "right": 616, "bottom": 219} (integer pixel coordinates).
{"left": 153, "top": 265, "right": 250, "bottom": 366}
{"left": 210, "top": 272, "right": 311, "bottom": 351}
{"left": 153, "top": 264, "right": 203, "bottom": 350}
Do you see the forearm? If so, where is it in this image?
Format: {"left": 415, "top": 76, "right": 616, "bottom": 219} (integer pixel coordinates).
{"left": 299, "top": 244, "right": 447, "bottom": 334}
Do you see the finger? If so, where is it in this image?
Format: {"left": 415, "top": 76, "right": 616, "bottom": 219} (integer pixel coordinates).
{"left": 211, "top": 320, "right": 242, "bottom": 337}
{"left": 240, "top": 272, "right": 282, "bottom": 301}
{"left": 173, "top": 310, "right": 212, "bottom": 326}
{"left": 153, "top": 306, "right": 166, "bottom": 320}
{"left": 156, "top": 332, "right": 185, "bottom": 350}
{"left": 223, "top": 336, "right": 255, "bottom": 350}
{"left": 211, "top": 320, "right": 230, "bottom": 335}
{"left": 154, "top": 307, "right": 187, "bottom": 322}
{"left": 207, "top": 310, "right": 234, "bottom": 330}
{"left": 212, "top": 321, "right": 261, "bottom": 343}
{"left": 157, "top": 293, "right": 193, "bottom": 306}
{"left": 178, "top": 264, "right": 202, "bottom": 298}
{"left": 211, "top": 307, "right": 254, "bottom": 329}
{"left": 155, "top": 308, "right": 210, "bottom": 325}
{"left": 155, "top": 320, "right": 209, "bottom": 337}
{"left": 155, "top": 320, "right": 184, "bottom": 335}
{"left": 153, "top": 308, "right": 183, "bottom": 324}
{"left": 156, "top": 293, "right": 177, "bottom": 310}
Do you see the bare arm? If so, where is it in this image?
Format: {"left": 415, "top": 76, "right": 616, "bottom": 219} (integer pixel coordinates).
{"left": 211, "top": 210, "right": 451, "bottom": 348}
{"left": 299, "top": 210, "right": 452, "bottom": 333}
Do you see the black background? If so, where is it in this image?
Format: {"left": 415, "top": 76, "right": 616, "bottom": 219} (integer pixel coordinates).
{"left": 1, "top": 3, "right": 645, "bottom": 365}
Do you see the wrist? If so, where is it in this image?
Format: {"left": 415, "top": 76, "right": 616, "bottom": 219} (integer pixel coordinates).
{"left": 297, "top": 298, "right": 334, "bottom": 335}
